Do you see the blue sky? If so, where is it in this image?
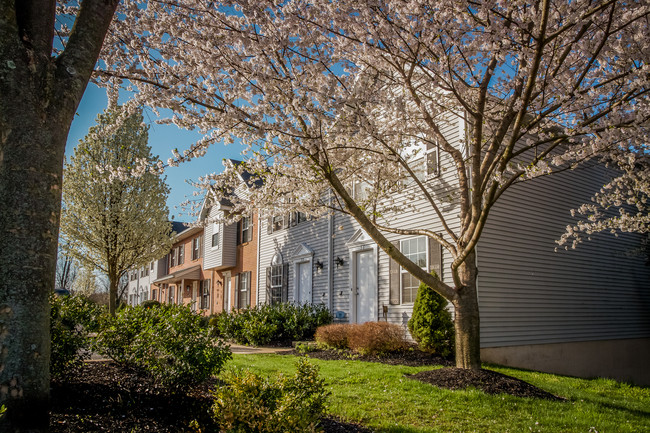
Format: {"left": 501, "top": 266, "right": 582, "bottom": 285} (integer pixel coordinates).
{"left": 66, "top": 84, "right": 245, "bottom": 223}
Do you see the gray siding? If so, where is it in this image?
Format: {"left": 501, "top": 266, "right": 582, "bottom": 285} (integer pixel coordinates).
{"left": 203, "top": 206, "right": 236, "bottom": 270}
{"left": 257, "top": 214, "right": 331, "bottom": 306}
{"left": 477, "top": 164, "right": 650, "bottom": 347}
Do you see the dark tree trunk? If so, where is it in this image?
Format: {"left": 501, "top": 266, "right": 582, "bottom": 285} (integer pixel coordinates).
{"left": 451, "top": 251, "right": 481, "bottom": 370}
{"left": 0, "top": 2, "right": 118, "bottom": 431}
{"left": 108, "top": 266, "right": 118, "bottom": 316}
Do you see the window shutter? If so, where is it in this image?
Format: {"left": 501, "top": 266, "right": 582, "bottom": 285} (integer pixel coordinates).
{"left": 266, "top": 267, "right": 272, "bottom": 304}
{"left": 236, "top": 220, "right": 241, "bottom": 245}
{"left": 282, "top": 263, "right": 289, "bottom": 303}
{"left": 246, "top": 271, "right": 252, "bottom": 307}
{"left": 267, "top": 217, "right": 273, "bottom": 234}
{"left": 234, "top": 274, "right": 240, "bottom": 308}
{"left": 428, "top": 237, "right": 442, "bottom": 279}
{"left": 199, "top": 234, "right": 204, "bottom": 258}
{"left": 389, "top": 241, "right": 400, "bottom": 305}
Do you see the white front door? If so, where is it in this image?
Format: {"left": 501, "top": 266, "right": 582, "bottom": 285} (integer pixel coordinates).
{"left": 355, "top": 249, "right": 377, "bottom": 323}
{"left": 296, "top": 261, "right": 312, "bottom": 304}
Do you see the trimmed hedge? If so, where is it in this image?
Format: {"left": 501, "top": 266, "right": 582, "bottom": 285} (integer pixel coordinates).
{"left": 210, "top": 302, "right": 332, "bottom": 346}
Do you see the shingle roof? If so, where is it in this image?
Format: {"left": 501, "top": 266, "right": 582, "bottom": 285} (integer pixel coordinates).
{"left": 170, "top": 221, "right": 188, "bottom": 235}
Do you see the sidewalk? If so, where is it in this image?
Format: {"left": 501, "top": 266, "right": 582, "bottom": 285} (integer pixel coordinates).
{"left": 229, "top": 344, "right": 293, "bottom": 355}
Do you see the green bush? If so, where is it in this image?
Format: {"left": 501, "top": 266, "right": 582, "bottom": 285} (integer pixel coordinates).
{"left": 140, "top": 299, "right": 161, "bottom": 309}
{"left": 50, "top": 293, "right": 106, "bottom": 377}
{"left": 212, "top": 358, "right": 329, "bottom": 433}
{"left": 407, "top": 275, "right": 455, "bottom": 357}
{"left": 95, "top": 303, "right": 231, "bottom": 389}
{"left": 210, "top": 303, "right": 333, "bottom": 346}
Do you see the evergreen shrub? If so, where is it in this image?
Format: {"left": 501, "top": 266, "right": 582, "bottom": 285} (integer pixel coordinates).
{"left": 50, "top": 293, "right": 106, "bottom": 377}
{"left": 210, "top": 302, "right": 332, "bottom": 346}
{"left": 96, "top": 303, "right": 231, "bottom": 389}
{"left": 212, "top": 358, "right": 329, "bottom": 433}
{"left": 407, "top": 274, "right": 455, "bottom": 357}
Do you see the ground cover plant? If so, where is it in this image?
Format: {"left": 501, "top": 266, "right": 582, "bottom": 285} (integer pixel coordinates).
{"left": 96, "top": 303, "right": 231, "bottom": 389}
{"left": 230, "top": 354, "right": 650, "bottom": 433}
{"left": 211, "top": 302, "right": 332, "bottom": 346}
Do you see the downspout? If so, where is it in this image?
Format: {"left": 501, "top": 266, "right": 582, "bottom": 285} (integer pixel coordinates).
{"left": 256, "top": 210, "right": 262, "bottom": 307}
{"left": 327, "top": 192, "right": 334, "bottom": 312}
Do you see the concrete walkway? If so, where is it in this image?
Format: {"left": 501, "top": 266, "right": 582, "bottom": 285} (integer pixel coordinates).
{"left": 229, "top": 344, "right": 293, "bottom": 354}
{"left": 85, "top": 343, "right": 293, "bottom": 361}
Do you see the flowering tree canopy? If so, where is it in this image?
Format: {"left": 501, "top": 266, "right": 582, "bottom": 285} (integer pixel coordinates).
{"left": 99, "top": 0, "right": 650, "bottom": 369}
{"left": 61, "top": 107, "right": 172, "bottom": 315}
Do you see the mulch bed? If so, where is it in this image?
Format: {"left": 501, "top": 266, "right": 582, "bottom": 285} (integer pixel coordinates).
{"left": 49, "top": 361, "right": 373, "bottom": 432}
{"left": 291, "top": 347, "right": 563, "bottom": 401}
{"left": 407, "top": 368, "right": 564, "bottom": 401}
{"left": 286, "top": 347, "right": 454, "bottom": 367}
{"left": 50, "top": 349, "right": 561, "bottom": 431}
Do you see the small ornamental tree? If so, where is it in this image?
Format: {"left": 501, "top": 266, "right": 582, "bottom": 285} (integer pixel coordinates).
{"left": 408, "top": 274, "right": 455, "bottom": 358}
{"left": 61, "top": 107, "right": 172, "bottom": 315}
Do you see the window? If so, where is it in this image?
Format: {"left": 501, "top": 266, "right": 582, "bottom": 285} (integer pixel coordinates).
{"left": 178, "top": 245, "right": 184, "bottom": 265}
{"left": 425, "top": 139, "right": 439, "bottom": 177}
{"left": 272, "top": 214, "right": 285, "bottom": 232}
{"left": 192, "top": 235, "right": 203, "bottom": 260}
{"left": 241, "top": 215, "right": 252, "bottom": 243}
{"left": 211, "top": 223, "right": 220, "bottom": 249}
{"left": 168, "top": 285, "right": 174, "bottom": 304}
{"left": 269, "top": 265, "right": 283, "bottom": 304}
{"left": 237, "top": 271, "right": 251, "bottom": 309}
{"left": 400, "top": 237, "right": 427, "bottom": 303}
{"left": 169, "top": 251, "right": 175, "bottom": 268}
{"left": 152, "top": 289, "right": 157, "bottom": 301}
{"left": 150, "top": 261, "right": 154, "bottom": 270}
{"left": 200, "top": 279, "right": 210, "bottom": 309}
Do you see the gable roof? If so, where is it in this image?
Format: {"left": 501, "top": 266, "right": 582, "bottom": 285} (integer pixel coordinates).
{"left": 225, "top": 158, "right": 263, "bottom": 188}
{"left": 170, "top": 221, "right": 188, "bottom": 235}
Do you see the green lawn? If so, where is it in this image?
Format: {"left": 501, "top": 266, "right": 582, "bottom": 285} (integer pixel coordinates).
{"left": 228, "top": 354, "right": 650, "bottom": 433}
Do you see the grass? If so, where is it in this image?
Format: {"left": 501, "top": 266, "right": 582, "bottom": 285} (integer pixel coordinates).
{"left": 228, "top": 354, "right": 650, "bottom": 433}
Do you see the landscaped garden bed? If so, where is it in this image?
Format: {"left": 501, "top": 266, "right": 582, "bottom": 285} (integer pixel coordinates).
{"left": 50, "top": 360, "right": 373, "bottom": 433}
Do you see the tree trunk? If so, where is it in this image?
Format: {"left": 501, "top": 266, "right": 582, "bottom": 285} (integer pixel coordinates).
{"left": 0, "top": 92, "right": 69, "bottom": 432}
{"left": 451, "top": 251, "right": 482, "bottom": 370}
{"left": 108, "top": 267, "right": 118, "bottom": 316}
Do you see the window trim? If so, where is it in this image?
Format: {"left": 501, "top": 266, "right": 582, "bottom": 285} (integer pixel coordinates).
{"left": 241, "top": 215, "right": 252, "bottom": 243}
{"left": 211, "top": 222, "right": 220, "bottom": 250}
{"left": 399, "top": 236, "right": 428, "bottom": 304}
{"left": 200, "top": 279, "right": 210, "bottom": 310}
